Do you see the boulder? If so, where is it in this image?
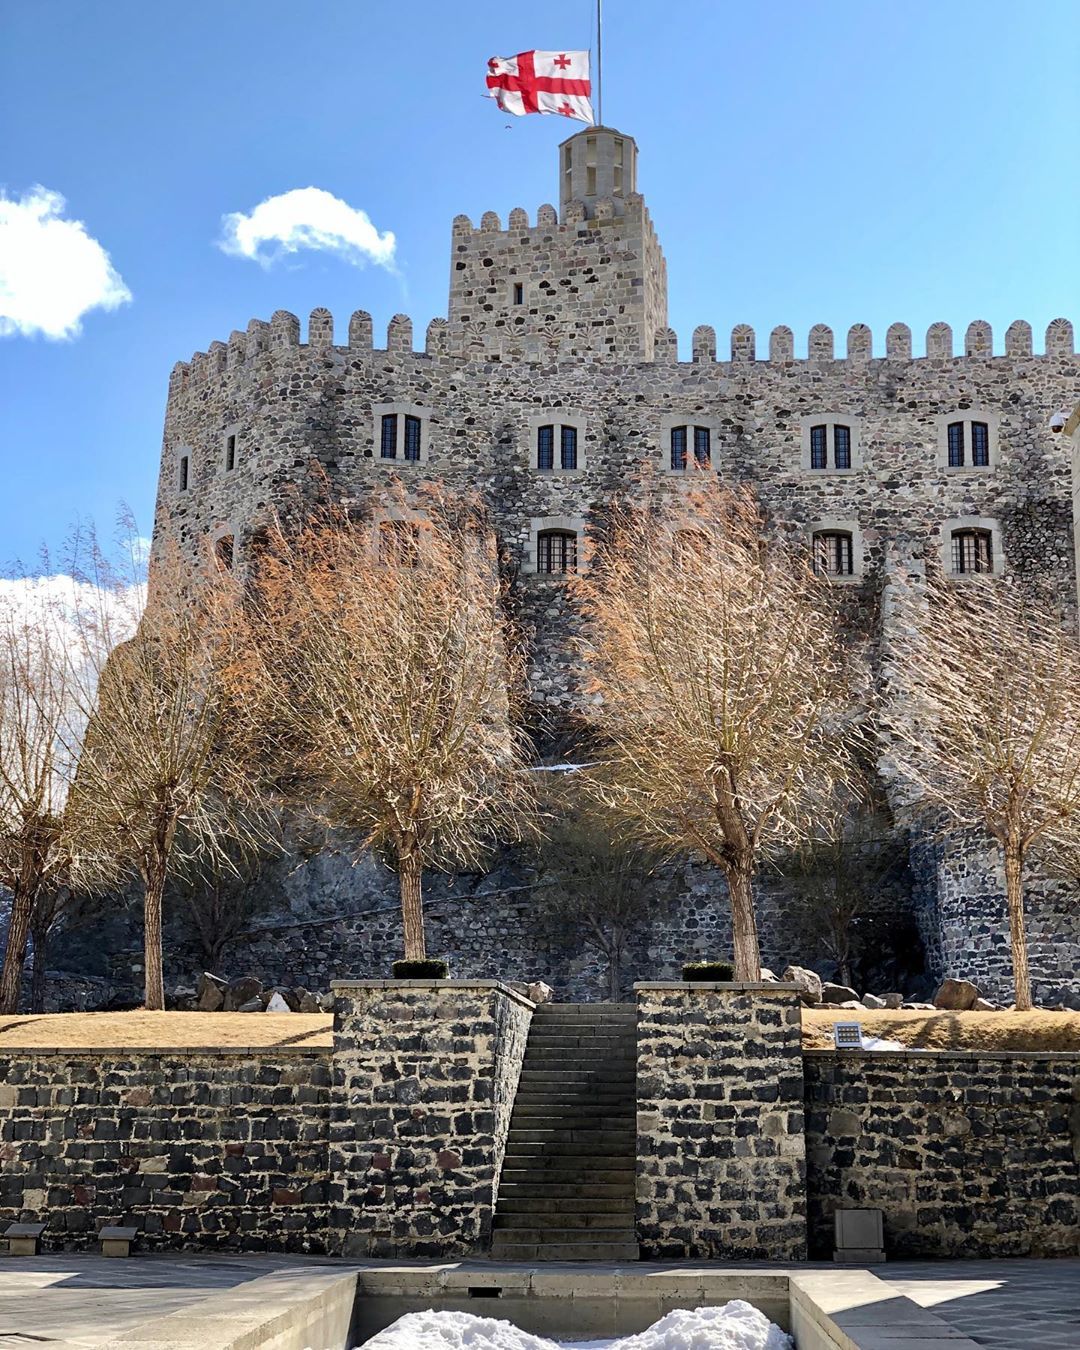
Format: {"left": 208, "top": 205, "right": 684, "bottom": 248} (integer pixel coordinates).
{"left": 973, "top": 997, "right": 997, "bottom": 1011}
{"left": 758, "top": 967, "right": 781, "bottom": 983}
{"left": 196, "top": 972, "right": 227, "bottom": 1012}
{"left": 782, "top": 965, "right": 823, "bottom": 1005}
{"left": 837, "top": 1000, "right": 863, "bottom": 1010}
{"left": 901, "top": 1001, "right": 935, "bottom": 1010}
{"left": 862, "top": 993, "right": 886, "bottom": 1010}
{"left": 224, "top": 976, "right": 264, "bottom": 1011}
{"left": 298, "top": 991, "right": 322, "bottom": 1014}
{"left": 934, "top": 978, "right": 980, "bottom": 1011}
{"left": 265, "top": 991, "right": 291, "bottom": 1013}
{"left": 270, "top": 986, "right": 301, "bottom": 1012}
{"left": 526, "top": 980, "right": 554, "bottom": 1004}
{"left": 882, "top": 993, "right": 904, "bottom": 1010}
{"left": 236, "top": 997, "right": 262, "bottom": 1013}
{"left": 822, "top": 983, "right": 859, "bottom": 1005}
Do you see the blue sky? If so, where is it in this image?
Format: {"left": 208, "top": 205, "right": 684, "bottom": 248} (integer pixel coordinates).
{"left": 1, "top": 0, "right": 1077, "bottom": 565}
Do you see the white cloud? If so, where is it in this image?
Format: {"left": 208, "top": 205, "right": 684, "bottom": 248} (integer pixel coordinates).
{"left": 219, "top": 187, "right": 396, "bottom": 270}
{"left": 0, "top": 187, "right": 132, "bottom": 340}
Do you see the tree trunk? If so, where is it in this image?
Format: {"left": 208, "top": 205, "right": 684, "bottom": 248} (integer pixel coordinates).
{"left": 399, "top": 851, "right": 426, "bottom": 961}
{"left": 0, "top": 880, "right": 34, "bottom": 1015}
{"left": 1004, "top": 842, "right": 1032, "bottom": 1011}
{"left": 142, "top": 853, "right": 168, "bottom": 1011}
{"left": 726, "top": 860, "right": 762, "bottom": 982}
{"left": 29, "top": 914, "right": 49, "bottom": 1014}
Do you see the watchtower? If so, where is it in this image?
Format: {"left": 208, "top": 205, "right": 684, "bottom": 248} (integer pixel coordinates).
{"left": 447, "top": 127, "right": 667, "bottom": 362}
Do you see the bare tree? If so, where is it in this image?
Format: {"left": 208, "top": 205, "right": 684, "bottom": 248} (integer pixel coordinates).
{"left": 576, "top": 482, "right": 861, "bottom": 981}
{"left": 0, "top": 576, "right": 89, "bottom": 1012}
{"left": 243, "top": 487, "right": 536, "bottom": 964}
{"left": 534, "top": 783, "right": 668, "bottom": 1000}
{"left": 68, "top": 547, "right": 265, "bottom": 1009}
{"left": 169, "top": 829, "right": 278, "bottom": 971}
{"left": 883, "top": 576, "right": 1080, "bottom": 1011}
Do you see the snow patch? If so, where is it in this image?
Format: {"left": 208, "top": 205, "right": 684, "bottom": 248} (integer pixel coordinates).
{"left": 363, "top": 1301, "right": 793, "bottom": 1350}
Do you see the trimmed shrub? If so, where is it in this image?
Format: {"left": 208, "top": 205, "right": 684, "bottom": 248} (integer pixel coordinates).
{"left": 392, "top": 959, "right": 450, "bottom": 980}
{"left": 682, "top": 960, "right": 735, "bottom": 982}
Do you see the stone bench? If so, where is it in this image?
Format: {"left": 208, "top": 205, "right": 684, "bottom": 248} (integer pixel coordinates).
{"left": 99, "top": 1225, "right": 138, "bottom": 1257}
{"left": 4, "top": 1222, "right": 46, "bottom": 1256}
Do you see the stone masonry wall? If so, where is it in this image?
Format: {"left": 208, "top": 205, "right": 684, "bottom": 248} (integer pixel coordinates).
{"left": 327, "top": 979, "right": 533, "bottom": 1257}
{"left": 804, "top": 1051, "right": 1080, "bottom": 1258}
{"left": 635, "top": 982, "right": 807, "bottom": 1260}
{"left": 0, "top": 1049, "right": 330, "bottom": 1252}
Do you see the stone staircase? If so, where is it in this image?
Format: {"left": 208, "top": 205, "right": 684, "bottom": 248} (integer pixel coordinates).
{"left": 491, "top": 1002, "right": 639, "bottom": 1261}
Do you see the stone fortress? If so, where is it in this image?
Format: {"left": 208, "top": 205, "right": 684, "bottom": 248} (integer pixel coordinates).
{"left": 155, "top": 126, "right": 1080, "bottom": 1005}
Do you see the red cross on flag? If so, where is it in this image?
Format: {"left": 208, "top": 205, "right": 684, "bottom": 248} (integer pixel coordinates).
{"left": 486, "top": 51, "right": 593, "bottom": 124}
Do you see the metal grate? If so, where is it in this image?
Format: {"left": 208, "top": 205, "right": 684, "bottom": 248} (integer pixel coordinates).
{"left": 951, "top": 528, "right": 992, "bottom": 574}
{"left": 813, "top": 531, "right": 854, "bottom": 577}
{"left": 537, "top": 529, "right": 577, "bottom": 574}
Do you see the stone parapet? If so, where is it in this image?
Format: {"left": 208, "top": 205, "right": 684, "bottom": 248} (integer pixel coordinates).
{"left": 327, "top": 980, "right": 533, "bottom": 1257}
{"left": 634, "top": 981, "right": 807, "bottom": 1260}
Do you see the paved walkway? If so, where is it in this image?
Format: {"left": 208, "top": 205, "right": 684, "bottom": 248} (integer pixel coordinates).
{"left": 886, "top": 1259, "right": 1080, "bottom": 1350}
{"left": 1, "top": 1253, "right": 1078, "bottom": 1348}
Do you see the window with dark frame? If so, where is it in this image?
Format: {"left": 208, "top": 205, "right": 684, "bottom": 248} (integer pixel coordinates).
{"left": 380, "top": 413, "right": 398, "bottom": 459}
{"left": 560, "top": 425, "right": 578, "bottom": 471}
{"left": 403, "top": 415, "right": 422, "bottom": 462}
{"left": 179, "top": 454, "right": 189, "bottom": 492}
{"left": 670, "top": 425, "right": 688, "bottom": 470}
{"left": 950, "top": 528, "right": 993, "bottom": 575}
{"left": 833, "top": 425, "right": 851, "bottom": 470}
{"left": 693, "top": 425, "right": 711, "bottom": 466}
{"left": 537, "top": 424, "right": 555, "bottom": 470}
{"left": 225, "top": 434, "right": 236, "bottom": 472}
{"left": 536, "top": 529, "right": 577, "bottom": 574}
{"left": 810, "top": 425, "right": 827, "bottom": 470}
{"left": 947, "top": 421, "right": 965, "bottom": 467}
{"left": 812, "top": 531, "right": 854, "bottom": 577}
{"left": 971, "top": 421, "right": 990, "bottom": 467}
{"left": 513, "top": 282, "right": 524, "bottom": 305}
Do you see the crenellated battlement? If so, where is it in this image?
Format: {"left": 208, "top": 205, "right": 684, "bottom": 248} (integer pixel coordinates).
{"left": 167, "top": 309, "right": 1076, "bottom": 399}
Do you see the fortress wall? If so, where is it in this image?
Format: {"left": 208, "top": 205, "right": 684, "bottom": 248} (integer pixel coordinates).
{"left": 0, "top": 1049, "right": 330, "bottom": 1252}
{"left": 805, "top": 1050, "right": 1080, "bottom": 1258}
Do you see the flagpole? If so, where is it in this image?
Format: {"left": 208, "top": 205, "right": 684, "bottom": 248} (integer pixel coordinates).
{"left": 596, "top": 0, "right": 603, "bottom": 125}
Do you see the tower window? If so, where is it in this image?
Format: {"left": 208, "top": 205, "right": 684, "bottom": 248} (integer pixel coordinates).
{"left": 693, "top": 426, "right": 711, "bottom": 467}
{"left": 803, "top": 417, "right": 862, "bottom": 473}
{"left": 833, "top": 425, "right": 851, "bottom": 470}
{"left": 947, "top": 421, "right": 965, "bottom": 467}
{"left": 950, "top": 528, "right": 993, "bottom": 575}
{"left": 561, "top": 425, "right": 578, "bottom": 471}
{"left": 537, "top": 424, "right": 555, "bottom": 471}
{"left": 537, "top": 529, "right": 578, "bottom": 574}
{"left": 403, "top": 415, "right": 422, "bottom": 462}
{"left": 670, "top": 426, "right": 687, "bottom": 471}
{"left": 971, "top": 421, "right": 990, "bottom": 467}
{"left": 813, "top": 531, "right": 854, "bottom": 577}
{"left": 225, "top": 434, "right": 237, "bottom": 472}
{"left": 178, "top": 453, "right": 190, "bottom": 492}
{"left": 513, "top": 282, "right": 524, "bottom": 305}
{"left": 810, "top": 426, "right": 827, "bottom": 470}
{"left": 380, "top": 413, "right": 398, "bottom": 459}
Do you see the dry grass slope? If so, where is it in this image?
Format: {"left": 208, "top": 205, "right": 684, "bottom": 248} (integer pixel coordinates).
{"left": 802, "top": 1007, "right": 1080, "bottom": 1052}
{"left": 0, "top": 1010, "right": 332, "bottom": 1050}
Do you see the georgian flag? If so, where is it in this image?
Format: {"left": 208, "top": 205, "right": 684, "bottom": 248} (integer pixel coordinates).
{"left": 486, "top": 51, "right": 594, "bottom": 124}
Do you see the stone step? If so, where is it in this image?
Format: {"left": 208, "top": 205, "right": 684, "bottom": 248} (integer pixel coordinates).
{"left": 496, "top": 1195, "right": 634, "bottom": 1215}
{"left": 512, "top": 1088, "right": 634, "bottom": 1103}
{"left": 494, "top": 1210, "right": 635, "bottom": 1231}
{"left": 509, "top": 1107, "right": 635, "bottom": 1126}
{"left": 499, "top": 1171, "right": 635, "bottom": 1190}
{"left": 489, "top": 1237, "right": 640, "bottom": 1262}
{"left": 515, "top": 1072, "right": 636, "bottom": 1088}
{"left": 533, "top": 1003, "right": 636, "bottom": 1013}
{"left": 505, "top": 1129, "right": 635, "bottom": 1148}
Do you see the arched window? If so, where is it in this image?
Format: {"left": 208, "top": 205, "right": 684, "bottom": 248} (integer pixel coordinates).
{"left": 379, "top": 519, "right": 421, "bottom": 567}
{"left": 670, "top": 424, "right": 711, "bottom": 470}
{"left": 213, "top": 534, "right": 235, "bottom": 571}
{"left": 950, "top": 528, "right": 992, "bottom": 575}
{"left": 812, "top": 531, "right": 854, "bottom": 577}
{"left": 673, "top": 529, "right": 710, "bottom": 565}
{"left": 536, "top": 529, "right": 578, "bottom": 574}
